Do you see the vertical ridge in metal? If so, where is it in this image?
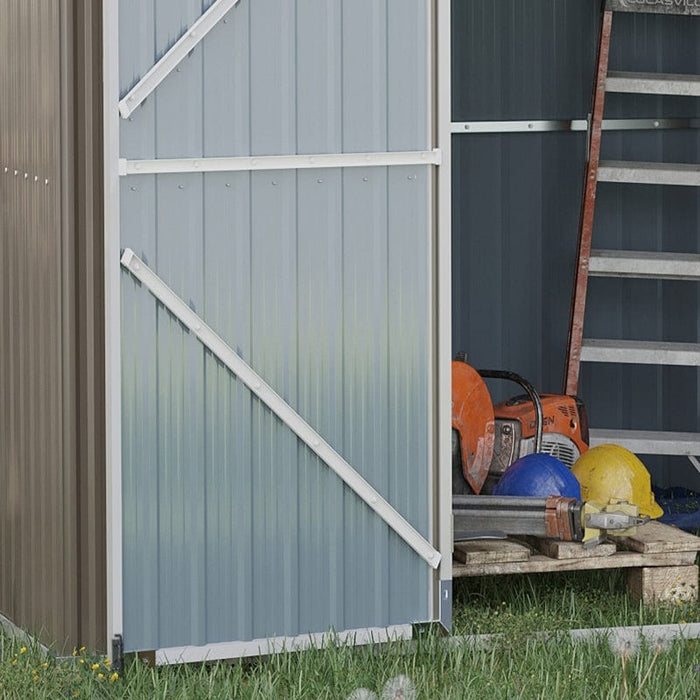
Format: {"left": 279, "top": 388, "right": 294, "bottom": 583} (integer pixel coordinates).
{"left": 120, "top": 249, "right": 440, "bottom": 569}
{"left": 564, "top": 9, "right": 614, "bottom": 395}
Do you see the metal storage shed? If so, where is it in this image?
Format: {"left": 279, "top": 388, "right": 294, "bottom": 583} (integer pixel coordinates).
{"left": 1, "top": 0, "right": 452, "bottom": 660}
{"left": 3, "top": 0, "right": 698, "bottom": 664}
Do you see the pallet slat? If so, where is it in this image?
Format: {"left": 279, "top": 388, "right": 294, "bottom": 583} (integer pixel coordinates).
{"left": 615, "top": 521, "right": 700, "bottom": 554}
{"left": 454, "top": 539, "right": 531, "bottom": 565}
{"left": 453, "top": 550, "right": 697, "bottom": 577}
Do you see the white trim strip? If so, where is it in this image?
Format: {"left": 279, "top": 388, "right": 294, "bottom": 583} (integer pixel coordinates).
{"left": 103, "top": 0, "right": 123, "bottom": 657}
{"left": 452, "top": 622, "right": 700, "bottom": 651}
{"left": 155, "top": 620, "right": 700, "bottom": 664}
{"left": 120, "top": 249, "right": 441, "bottom": 569}
{"left": 118, "top": 0, "right": 241, "bottom": 119}
{"left": 451, "top": 118, "right": 700, "bottom": 134}
{"left": 118, "top": 149, "right": 442, "bottom": 176}
{"left": 155, "top": 624, "right": 413, "bottom": 665}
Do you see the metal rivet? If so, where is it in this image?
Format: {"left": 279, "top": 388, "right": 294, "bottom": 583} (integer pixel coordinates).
{"left": 317, "top": 178, "right": 323, "bottom": 184}
{"left": 464, "top": 124, "right": 470, "bottom": 130}
{"left": 223, "top": 18, "right": 228, "bottom": 23}
{"left": 176, "top": 67, "right": 181, "bottom": 73}
{"left": 33, "top": 175, "right": 38, "bottom": 182}
{"left": 528, "top": 123, "right": 534, "bottom": 129}
{"left": 130, "top": 186, "right": 138, "bottom": 192}
{"left": 653, "top": 120, "right": 660, "bottom": 128}
{"left": 194, "top": 324, "right": 202, "bottom": 331}
{"left": 362, "top": 177, "right": 368, "bottom": 182}
{"left": 193, "top": 161, "right": 200, "bottom": 168}
{"left": 3, "top": 167, "right": 7, "bottom": 173}
{"left": 14, "top": 170, "right": 18, "bottom": 176}
{"left": 127, "top": 96, "right": 134, "bottom": 102}
{"left": 128, "top": 117, "right": 133, "bottom": 122}
{"left": 133, "top": 263, "right": 141, "bottom": 271}
{"left": 44, "top": 179, "right": 49, "bottom": 186}
{"left": 225, "top": 183, "right": 231, "bottom": 188}
{"left": 24, "top": 173, "right": 28, "bottom": 179}
{"left": 178, "top": 184, "right": 185, "bottom": 190}
{"left": 271, "top": 180, "right": 277, "bottom": 186}
{"left": 253, "top": 382, "right": 261, "bottom": 390}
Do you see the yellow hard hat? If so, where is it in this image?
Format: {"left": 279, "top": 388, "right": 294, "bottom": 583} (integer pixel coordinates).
{"left": 572, "top": 444, "right": 663, "bottom": 519}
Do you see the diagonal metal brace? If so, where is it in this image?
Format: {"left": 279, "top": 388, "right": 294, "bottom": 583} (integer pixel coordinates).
{"left": 120, "top": 249, "right": 440, "bottom": 569}
{"left": 119, "top": 0, "right": 241, "bottom": 119}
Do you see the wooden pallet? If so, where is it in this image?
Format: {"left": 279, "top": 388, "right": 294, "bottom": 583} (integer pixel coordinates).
{"left": 453, "top": 521, "right": 700, "bottom": 604}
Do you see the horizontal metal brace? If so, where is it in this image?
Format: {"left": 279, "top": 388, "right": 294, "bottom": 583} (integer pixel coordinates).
{"left": 119, "top": 0, "right": 241, "bottom": 119}
{"left": 120, "top": 249, "right": 440, "bottom": 569}
{"left": 607, "top": 0, "right": 700, "bottom": 16}
{"left": 590, "top": 428, "right": 700, "bottom": 455}
{"left": 451, "top": 118, "right": 700, "bottom": 134}
{"left": 581, "top": 338, "right": 700, "bottom": 366}
{"left": 118, "top": 150, "right": 441, "bottom": 176}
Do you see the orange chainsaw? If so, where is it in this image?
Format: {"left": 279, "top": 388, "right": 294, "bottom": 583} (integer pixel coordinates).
{"left": 452, "top": 353, "right": 589, "bottom": 495}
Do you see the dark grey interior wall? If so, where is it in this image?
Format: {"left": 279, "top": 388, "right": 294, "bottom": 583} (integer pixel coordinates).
{"left": 451, "top": 1, "right": 700, "bottom": 487}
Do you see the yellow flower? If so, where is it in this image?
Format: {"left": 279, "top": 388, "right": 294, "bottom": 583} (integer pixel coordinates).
{"left": 72, "top": 649, "right": 78, "bottom": 657}
{"left": 19, "top": 646, "right": 27, "bottom": 654}
{"left": 78, "top": 659, "right": 85, "bottom": 664}
{"left": 79, "top": 646, "right": 86, "bottom": 653}
{"left": 109, "top": 672, "right": 119, "bottom": 682}
{"left": 32, "top": 674, "right": 39, "bottom": 682}
{"left": 103, "top": 657, "right": 111, "bottom": 667}
{"left": 41, "top": 662, "right": 48, "bottom": 669}
{"left": 11, "top": 658, "right": 17, "bottom": 666}
{"left": 98, "top": 673, "right": 105, "bottom": 680}
{"left": 91, "top": 663, "right": 100, "bottom": 670}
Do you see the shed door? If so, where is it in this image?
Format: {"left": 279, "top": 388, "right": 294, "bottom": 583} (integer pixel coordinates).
{"left": 116, "top": 0, "right": 439, "bottom": 657}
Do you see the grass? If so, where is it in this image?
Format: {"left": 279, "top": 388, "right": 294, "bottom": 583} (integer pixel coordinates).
{"left": 2, "top": 570, "right": 700, "bottom": 698}
{"left": 453, "top": 568, "right": 699, "bottom": 635}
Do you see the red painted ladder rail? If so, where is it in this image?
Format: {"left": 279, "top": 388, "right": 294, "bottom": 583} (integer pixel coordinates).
{"left": 564, "top": 0, "right": 700, "bottom": 458}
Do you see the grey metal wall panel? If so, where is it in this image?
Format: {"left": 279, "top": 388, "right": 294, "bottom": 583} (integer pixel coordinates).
{"left": 452, "top": 1, "right": 700, "bottom": 485}
{"left": 119, "top": 0, "right": 433, "bottom": 652}
{"left": 119, "top": 0, "right": 428, "bottom": 157}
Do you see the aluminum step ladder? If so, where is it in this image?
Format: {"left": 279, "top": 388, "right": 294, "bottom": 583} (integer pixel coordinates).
{"left": 564, "top": 0, "right": 700, "bottom": 460}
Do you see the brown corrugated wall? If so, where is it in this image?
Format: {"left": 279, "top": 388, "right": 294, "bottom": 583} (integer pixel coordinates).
{"left": 0, "top": 0, "right": 105, "bottom": 652}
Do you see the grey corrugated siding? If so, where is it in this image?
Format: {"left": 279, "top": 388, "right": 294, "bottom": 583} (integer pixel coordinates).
{"left": 452, "top": 1, "right": 700, "bottom": 487}
{"left": 0, "top": 0, "right": 105, "bottom": 651}
{"left": 119, "top": 0, "right": 432, "bottom": 652}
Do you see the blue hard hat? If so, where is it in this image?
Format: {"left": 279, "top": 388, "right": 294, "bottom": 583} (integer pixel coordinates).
{"left": 492, "top": 453, "right": 581, "bottom": 499}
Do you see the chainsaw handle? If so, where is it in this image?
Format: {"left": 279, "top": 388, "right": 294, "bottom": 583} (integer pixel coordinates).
{"left": 476, "top": 369, "right": 544, "bottom": 453}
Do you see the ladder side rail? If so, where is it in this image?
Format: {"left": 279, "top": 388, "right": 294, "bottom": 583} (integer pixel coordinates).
{"left": 564, "top": 8, "right": 614, "bottom": 395}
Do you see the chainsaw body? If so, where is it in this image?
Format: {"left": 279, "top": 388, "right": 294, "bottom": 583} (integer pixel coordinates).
{"left": 486, "top": 393, "right": 589, "bottom": 493}
{"left": 452, "top": 358, "right": 589, "bottom": 495}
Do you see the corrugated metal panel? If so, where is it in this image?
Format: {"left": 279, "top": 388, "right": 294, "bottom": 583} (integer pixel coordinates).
{"left": 452, "top": 1, "right": 700, "bottom": 485}
{"left": 0, "top": 0, "right": 105, "bottom": 650}
{"left": 119, "top": 0, "right": 432, "bottom": 652}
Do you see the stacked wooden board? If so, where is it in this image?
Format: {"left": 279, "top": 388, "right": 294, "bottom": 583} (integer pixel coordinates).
{"left": 453, "top": 522, "right": 700, "bottom": 604}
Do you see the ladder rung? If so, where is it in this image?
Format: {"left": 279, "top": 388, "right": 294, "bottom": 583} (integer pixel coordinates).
{"left": 581, "top": 339, "right": 700, "bottom": 366}
{"left": 590, "top": 429, "right": 700, "bottom": 456}
{"left": 606, "top": 71, "right": 700, "bottom": 96}
{"left": 598, "top": 161, "right": 700, "bottom": 187}
{"left": 607, "top": 0, "right": 700, "bottom": 16}
{"left": 589, "top": 249, "right": 700, "bottom": 280}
